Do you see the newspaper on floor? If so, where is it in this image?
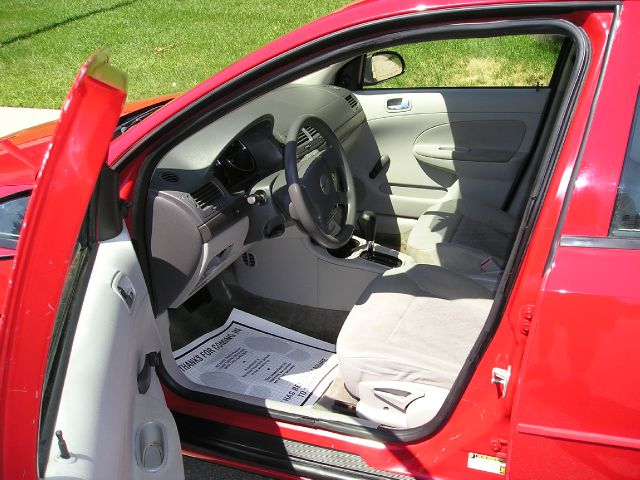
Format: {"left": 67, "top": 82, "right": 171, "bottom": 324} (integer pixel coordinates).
{"left": 173, "top": 309, "right": 338, "bottom": 407}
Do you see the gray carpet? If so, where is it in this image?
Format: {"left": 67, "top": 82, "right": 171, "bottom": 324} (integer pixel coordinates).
{"left": 168, "top": 276, "right": 349, "bottom": 351}
{"left": 168, "top": 276, "right": 357, "bottom": 412}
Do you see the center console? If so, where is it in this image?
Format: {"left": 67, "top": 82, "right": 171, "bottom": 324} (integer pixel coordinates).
{"left": 233, "top": 216, "right": 414, "bottom": 311}
{"left": 329, "top": 211, "right": 403, "bottom": 269}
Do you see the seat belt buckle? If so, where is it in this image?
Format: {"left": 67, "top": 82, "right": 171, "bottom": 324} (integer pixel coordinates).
{"left": 480, "top": 256, "right": 502, "bottom": 273}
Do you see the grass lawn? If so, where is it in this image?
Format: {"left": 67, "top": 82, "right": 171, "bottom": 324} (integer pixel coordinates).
{"left": 0, "top": 1, "right": 561, "bottom": 109}
{"left": 0, "top": 0, "right": 348, "bottom": 108}
{"left": 378, "top": 35, "right": 562, "bottom": 89}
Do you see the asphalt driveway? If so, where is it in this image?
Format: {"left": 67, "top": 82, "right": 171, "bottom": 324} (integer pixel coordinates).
{"left": 0, "top": 107, "right": 60, "bottom": 138}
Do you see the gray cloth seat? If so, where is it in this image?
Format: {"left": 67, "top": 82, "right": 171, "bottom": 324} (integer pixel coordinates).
{"left": 406, "top": 199, "right": 518, "bottom": 273}
{"left": 336, "top": 264, "right": 493, "bottom": 399}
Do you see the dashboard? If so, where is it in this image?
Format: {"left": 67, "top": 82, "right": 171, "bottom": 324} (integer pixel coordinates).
{"left": 146, "top": 84, "right": 366, "bottom": 311}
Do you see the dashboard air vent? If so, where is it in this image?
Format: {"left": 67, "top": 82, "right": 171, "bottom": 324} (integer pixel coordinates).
{"left": 297, "top": 126, "right": 320, "bottom": 146}
{"left": 296, "top": 126, "right": 325, "bottom": 158}
{"left": 160, "top": 171, "right": 179, "bottom": 184}
{"left": 191, "top": 182, "right": 222, "bottom": 210}
{"left": 241, "top": 252, "right": 256, "bottom": 267}
{"left": 345, "top": 94, "right": 358, "bottom": 109}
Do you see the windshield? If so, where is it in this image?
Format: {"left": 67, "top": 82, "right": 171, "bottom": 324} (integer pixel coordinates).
{"left": 0, "top": 193, "right": 30, "bottom": 250}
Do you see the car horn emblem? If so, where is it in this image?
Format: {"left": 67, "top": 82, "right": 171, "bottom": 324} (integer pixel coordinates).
{"left": 320, "top": 174, "right": 331, "bottom": 194}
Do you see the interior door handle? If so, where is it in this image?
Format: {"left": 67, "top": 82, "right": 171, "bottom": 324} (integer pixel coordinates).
{"left": 386, "top": 97, "right": 411, "bottom": 112}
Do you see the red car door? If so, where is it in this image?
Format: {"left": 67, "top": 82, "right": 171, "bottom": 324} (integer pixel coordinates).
{"left": 0, "top": 51, "right": 183, "bottom": 479}
{"left": 508, "top": 2, "right": 640, "bottom": 478}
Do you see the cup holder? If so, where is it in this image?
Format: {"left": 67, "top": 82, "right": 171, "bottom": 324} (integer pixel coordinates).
{"left": 328, "top": 238, "right": 360, "bottom": 258}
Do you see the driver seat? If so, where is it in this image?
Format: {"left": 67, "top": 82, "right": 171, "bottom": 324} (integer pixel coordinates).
{"left": 336, "top": 264, "right": 493, "bottom": 428}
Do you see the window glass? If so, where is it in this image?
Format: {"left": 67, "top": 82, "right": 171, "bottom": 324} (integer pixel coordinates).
{"left": 365, "top": 34, "right": 563, "bottom": 89}
{"left": 610, "top": 90, "right": 640, "bottom": 237}
{"left": 0, "top": 194, "right": 30, "bottom": 249}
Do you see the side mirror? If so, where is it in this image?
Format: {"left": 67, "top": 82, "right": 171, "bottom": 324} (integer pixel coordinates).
{"left": 363, "top": 51, "right": 405, "bottom": 86}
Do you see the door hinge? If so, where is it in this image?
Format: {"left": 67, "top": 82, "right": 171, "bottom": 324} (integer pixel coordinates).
{"left": 518, "top": 305, "right": 535, "bottom": 336}
{"left": 491, "top": 366, "right": 511, "bottom": 398}
{"left": 490, "top": 438, "right": 509, "bottom": 455}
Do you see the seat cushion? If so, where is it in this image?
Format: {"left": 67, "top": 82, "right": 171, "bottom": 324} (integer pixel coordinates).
{"left": 406, "top": 199, "right": 518, "bottom": 267}
{"left": 336, "top": 265, "right": 493, "bottom": 398}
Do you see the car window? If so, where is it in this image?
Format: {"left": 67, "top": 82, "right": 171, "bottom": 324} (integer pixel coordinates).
{"left": 610, "top": 89, "right": 640, "bottom": 237}
{"left": 365, "top": 34, "right": 563, "bottom": 89}
{"left": 0, "top": 193, "right": 30, "bottom": 249}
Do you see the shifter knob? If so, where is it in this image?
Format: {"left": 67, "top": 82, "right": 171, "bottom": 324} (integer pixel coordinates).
{"left": 358, "top": 211, "right": 377, "bottom": 259}
{"left": 359, "top": 211, "right": 377, "bottom": 242}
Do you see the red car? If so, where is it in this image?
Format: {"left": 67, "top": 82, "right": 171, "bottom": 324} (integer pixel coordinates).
{"left": 1, "top": 0, "right": 639, "bottom": 478}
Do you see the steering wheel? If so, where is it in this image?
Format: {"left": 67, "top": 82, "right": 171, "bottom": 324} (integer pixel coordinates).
{"left": 284, "top": 115, "right": 356, "bottom": 249}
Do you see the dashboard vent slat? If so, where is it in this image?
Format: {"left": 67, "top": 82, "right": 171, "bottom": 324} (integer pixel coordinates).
{"left": 241, "top": 252, "right": 256, "bottom": 267}
{"left": 297, "top": 129, "right": 310, "bottom": 146}
{"left": 345, "top": 94, "right": 358, "bottom": 109}
{"left": 296, "top": 126, "right": 326, "bottom": 158}
{"left": 297, "top": 127, "right": 320, "bottom": 146}
{"left": 160, "top": 171, "right": 179, "bottom": 183}
{"left": 191, "top": 182, "right": 223, "bottom": 210}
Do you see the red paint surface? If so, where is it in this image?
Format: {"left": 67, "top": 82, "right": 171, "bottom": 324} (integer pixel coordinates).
{"left": 509, "top": 3, "right": 640, "bottom": 478}
{"left": 562, "top": 2, "right": 640, "bottom": 237}
{"left": 0, "top": 184, "right": 31, "bottom": 199}
{"left": 0, "top": 138, "right": 46, "bottom": 185}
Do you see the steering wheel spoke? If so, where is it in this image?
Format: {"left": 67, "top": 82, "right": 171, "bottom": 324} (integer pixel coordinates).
{"left": 284, "top": 115, "right": 356, "bottom": 249}
{"left": 323, "top": 145, "right": 343, "bottom": 171}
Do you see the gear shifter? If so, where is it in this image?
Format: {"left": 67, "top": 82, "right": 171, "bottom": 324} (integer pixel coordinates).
{"left": 358, "top": 211, "right": 377, "bottom": 260}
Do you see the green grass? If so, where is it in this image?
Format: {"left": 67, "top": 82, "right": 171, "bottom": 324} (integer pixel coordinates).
{"left": 0, "top": 0, "right": 347, "bottom": 108}
{"left": 0, "top": 2, "right": 562, "bottom": 108}
{"left": 372, "top": 35, "right": 563, "bottom": 89}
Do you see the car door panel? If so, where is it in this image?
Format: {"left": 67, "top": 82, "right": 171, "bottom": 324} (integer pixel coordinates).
{"left": 0, "top": 51, "right": 184, "bottom": 479}
{"left": 354, "top": 88, "right": 548, "bottom": 232}
{"left": 44, "top": 228, "right": 184, "bottom": 479}
{"left": 0, "top": 51, "right": 133, "bottom": 478}
{"left": 413, "top": 119, "right": 527, "bottom": 164}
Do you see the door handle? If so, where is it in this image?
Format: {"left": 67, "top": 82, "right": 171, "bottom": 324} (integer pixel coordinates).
{"left": 386, "top": 97, "right": 411, "bottom": 112}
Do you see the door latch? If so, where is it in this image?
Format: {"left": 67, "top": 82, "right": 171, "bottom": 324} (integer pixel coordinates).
{"left": 491, "top": 366, "right": 511, "bottom": 398}
{"left": 112, "top": 271, "right": 136, "bottom": 311}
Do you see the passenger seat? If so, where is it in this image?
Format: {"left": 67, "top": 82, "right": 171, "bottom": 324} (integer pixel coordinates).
{"left": 336, "top": 264, "right": 493, "bottom": 428}
{"left": 406, "top": 198, "right": 517, "bottom": 288}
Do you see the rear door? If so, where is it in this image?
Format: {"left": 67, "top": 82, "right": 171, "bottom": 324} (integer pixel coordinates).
{"left": 509, "top": 5, "right": 640, "bottom": 478}
{"left": 0, "top": 51, "right": 183, "bottom": 479}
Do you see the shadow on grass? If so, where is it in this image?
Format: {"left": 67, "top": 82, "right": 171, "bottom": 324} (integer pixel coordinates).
{"left": 0, "top": 0, "right": 138, "bottom": 48}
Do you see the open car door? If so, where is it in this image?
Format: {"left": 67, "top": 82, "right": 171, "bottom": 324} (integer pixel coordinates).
{"left": 0, "top": 51, "right": 184, "bottom": 479}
